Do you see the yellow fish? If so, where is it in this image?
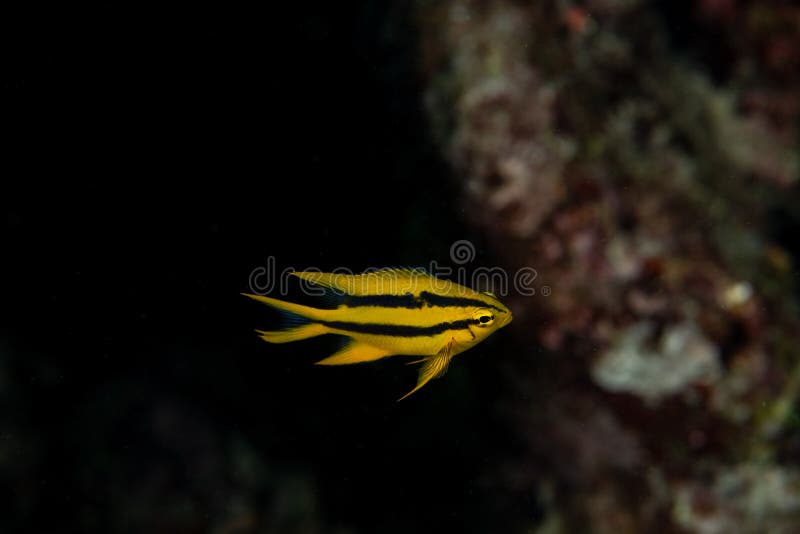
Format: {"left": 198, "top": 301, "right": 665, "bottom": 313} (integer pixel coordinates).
{"left": 243, "top": 268, "right": 512, "bottom": 399}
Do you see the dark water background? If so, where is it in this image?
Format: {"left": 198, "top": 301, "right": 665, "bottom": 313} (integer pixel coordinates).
{"left": 3, "top": 3, "right": 524, "bottom": 532}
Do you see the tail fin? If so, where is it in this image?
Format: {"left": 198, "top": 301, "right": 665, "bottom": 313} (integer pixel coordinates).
{"left": 255, "top": 324, "right": 328, "bottom": 343}
{"left": 241, "top": 293, "right": 326, "bottom": 321}
{"left": 243, "top": 293, "right": 328, "bottom": 344}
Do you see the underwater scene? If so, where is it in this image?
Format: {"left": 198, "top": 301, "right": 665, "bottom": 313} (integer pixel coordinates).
{"left": 4, "top": 1, "right": 800, "bottom": 532}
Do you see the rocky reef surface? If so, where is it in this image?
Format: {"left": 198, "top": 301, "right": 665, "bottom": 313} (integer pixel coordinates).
{"left": 418, "top": 0, "right": 800, "bottom": 531}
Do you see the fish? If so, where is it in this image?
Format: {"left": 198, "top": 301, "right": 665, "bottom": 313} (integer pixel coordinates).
{"left": 242, "top": 268, "right": 513, "bottom": 399}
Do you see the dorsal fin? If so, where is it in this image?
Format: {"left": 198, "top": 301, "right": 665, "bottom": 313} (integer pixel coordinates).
{"left": 370, "top": 266, "right": 430, "bottom": 275}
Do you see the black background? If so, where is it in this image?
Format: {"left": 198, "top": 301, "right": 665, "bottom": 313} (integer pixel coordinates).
{"left": 3, "top": 3, "right": 520, "bottom": 533}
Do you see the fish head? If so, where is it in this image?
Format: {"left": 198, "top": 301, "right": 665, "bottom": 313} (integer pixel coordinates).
{"left": 465, "top": 294, "right": 513, "bottom": 345}
{"left": 480, "top": 291, "right": 513, "bottom": 326}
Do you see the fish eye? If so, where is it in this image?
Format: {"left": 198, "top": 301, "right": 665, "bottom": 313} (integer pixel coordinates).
{"left": 473, "top": 309, "right": 495, "bottom": 327}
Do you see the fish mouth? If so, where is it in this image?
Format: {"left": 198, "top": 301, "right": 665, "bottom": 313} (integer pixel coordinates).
{"left": 500, "top": 311, "right": 513, "bottom": 327}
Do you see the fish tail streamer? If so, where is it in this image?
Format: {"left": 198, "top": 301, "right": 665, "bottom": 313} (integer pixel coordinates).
{"left": 255, "top": 323, "right": 328, "bottom": 343}
{"left": 242, "top": 293, "right": 329, "bottom": 343}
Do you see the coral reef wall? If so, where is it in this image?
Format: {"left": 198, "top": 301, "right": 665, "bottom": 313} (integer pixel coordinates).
{"left": 418, "top": 0, "right": 800, "bottom": 531}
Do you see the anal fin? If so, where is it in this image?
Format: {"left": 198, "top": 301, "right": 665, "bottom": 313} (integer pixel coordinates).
{"left": 398, "top": 338, "right": 456, "bottom": 401}
{"left": 315, "top": 341, "right": 391, "bottom": 366}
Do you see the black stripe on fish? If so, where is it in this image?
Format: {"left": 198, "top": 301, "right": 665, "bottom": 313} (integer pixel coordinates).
{"left": 342, "top": 293, "right": 422, "bottom": 309}
{"left": 321, "top": 318, "right": 481, "bottom": 337}
{"left": 339, "top": 291, "right": 506, "bottom": 313}
{"left": 418, "top": 291, "right": 506, "bottom": 313}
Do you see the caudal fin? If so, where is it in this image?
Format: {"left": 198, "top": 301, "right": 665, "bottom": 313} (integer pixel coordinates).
{"left": 241, "top": 293, "right": 326, "bottom": 321}
{"left": 243, "top": 293, "right": 329, "bottom": 344}
{"left": 255, "top": 324, "right": 328, "bottom": 343}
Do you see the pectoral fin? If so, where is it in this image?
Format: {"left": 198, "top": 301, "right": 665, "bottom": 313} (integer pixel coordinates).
{"left": 398, "top": 339, "right": 456, "bottom": 401}
{"left": 316, "top": 341, "right": 391, "bottom": 365}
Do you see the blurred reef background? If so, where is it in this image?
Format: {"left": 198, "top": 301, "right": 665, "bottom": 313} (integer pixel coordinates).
{"left": 3, "top": 1, "right": 800, "bottom": 533}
